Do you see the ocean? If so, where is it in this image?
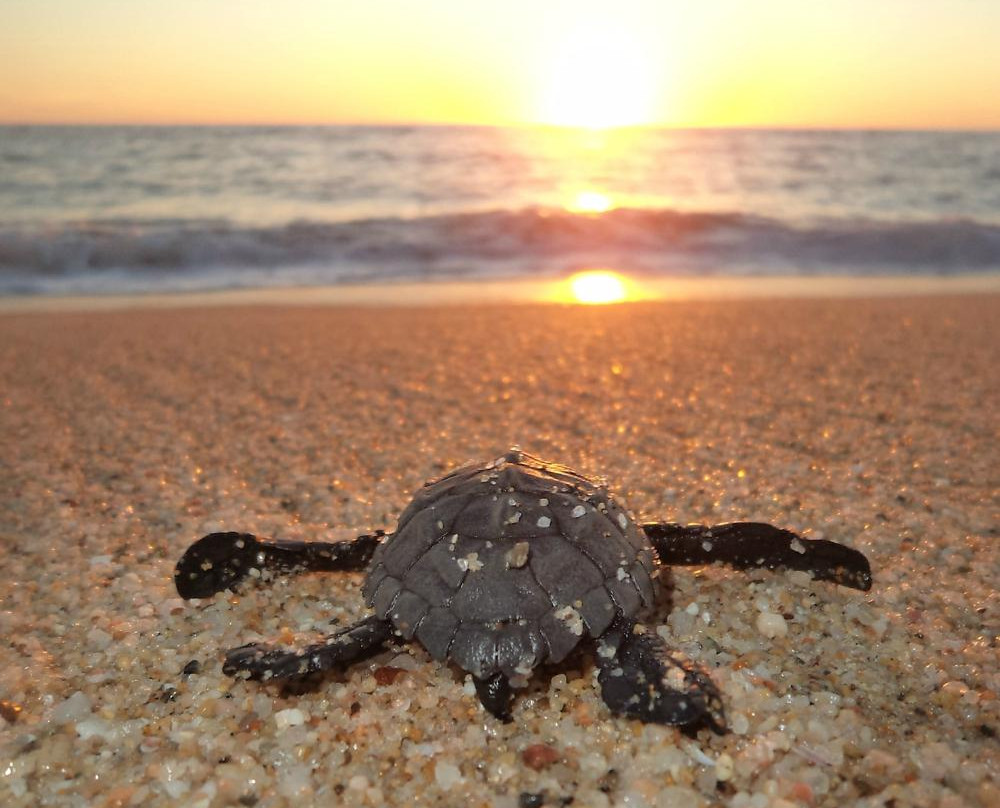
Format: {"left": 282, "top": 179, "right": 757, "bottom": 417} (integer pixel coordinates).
{"left": 1, "top": 125, "right": 998, "bottom": 295}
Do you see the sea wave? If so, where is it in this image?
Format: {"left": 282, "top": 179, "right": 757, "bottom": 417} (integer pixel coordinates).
{"left": 2, "top": 207, "right": 999, "bottom": 294}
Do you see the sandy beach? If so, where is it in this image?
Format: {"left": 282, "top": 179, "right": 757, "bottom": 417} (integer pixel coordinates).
{"left": 1, "top": 293, "right": 997, "bottom": 807}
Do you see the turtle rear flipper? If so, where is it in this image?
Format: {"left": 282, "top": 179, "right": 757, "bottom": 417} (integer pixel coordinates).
{"left": 596, "top": 621, "right": 727, "bottom": 733}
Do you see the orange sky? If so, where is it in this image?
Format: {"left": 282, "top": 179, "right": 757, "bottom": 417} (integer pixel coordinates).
{"left": 2, "top": 0, "right": 998, "bottom": 128}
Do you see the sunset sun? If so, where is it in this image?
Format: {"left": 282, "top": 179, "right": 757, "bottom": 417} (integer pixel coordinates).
{"left": 568, "top": 190, "right": 614, "bottom": 213}
{"left": 538, "top": 23, "right": 659, "bottom": 129}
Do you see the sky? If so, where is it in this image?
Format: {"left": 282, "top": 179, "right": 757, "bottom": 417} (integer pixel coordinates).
{"left": 1, "top": 0, "right": 999, "bottom": 128}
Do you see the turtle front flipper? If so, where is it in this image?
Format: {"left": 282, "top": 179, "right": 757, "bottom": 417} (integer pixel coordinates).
{"left": 174, "top": 531, "right": 385, "bottom": 599}
{"left": 223, "top": 615, "right": 393, "bottom": 680}
{"left": 643, "top": 522, "right": 872, "bottom": 591}
{"left": 596, "top": 620, "right": 726, "bottom": 733}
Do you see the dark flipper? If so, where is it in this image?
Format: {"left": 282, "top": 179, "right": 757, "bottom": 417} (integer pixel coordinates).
{"left": 596, "top": 620, "right": 726, "bottom": 733}
{"left": 222, "top": 615, "right": 393, "bottom": 680}
{"left": 174, "top": 530, "right": 384, "bottom": 599}
{"left": 643, "top": 522, "right": 872, "bottom": 591}
{"left": 473, "top": 672, "right": 513, "bottom": 723}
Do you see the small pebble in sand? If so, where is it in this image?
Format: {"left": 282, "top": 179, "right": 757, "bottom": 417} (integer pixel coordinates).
{"left": 274, "top": 708, "right": 307, "bottom": 729}
{"left": 730, "top": 712, "right": 750, "bottom": 735}
{"left": 0, "top": 699, "right": 23, "bottom": 723}
{"left": 522, "top": 743, "right": 560, "bottom": 771}
{"left": 373, "top": 665, "right": 407, "bottom": 685}
{"left": 434, "top": 760, "right": 463, "bottom": 789}
{"left": 75, "top": 718, "right": 113, "bottom": 740}
{"left": 348, "top": 774, "right": 369, "bottom": 792}
{"left": 756, "top": 611, "right": 788, "bottom": 638}
{"left": 52, "top": 691, "right": 92, "bottom": 724}
{"left": 715, "top": 753, "right": 735, "bottom": 782}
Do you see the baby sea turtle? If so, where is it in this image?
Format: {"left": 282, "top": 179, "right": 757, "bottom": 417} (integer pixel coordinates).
{"left": 174, "top": 449, "right": 872, "bottom": 730}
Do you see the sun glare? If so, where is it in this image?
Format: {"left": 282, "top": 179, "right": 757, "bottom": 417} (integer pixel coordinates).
{"left": 538, "top": 22, "right": 658, "bottom": 129}
{"left": 569, "top": 190, "right": 613, "bottom": 213}
{"left": 568, "top": 270, "right": 629, "bottom": 305}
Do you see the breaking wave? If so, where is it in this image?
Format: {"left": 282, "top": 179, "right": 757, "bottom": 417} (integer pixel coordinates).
{"left": 2, "top": 207, "right": 999, "bottom": 295}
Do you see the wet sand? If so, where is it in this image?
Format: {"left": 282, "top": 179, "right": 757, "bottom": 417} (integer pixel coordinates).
{"left": 2, "top": 274, "right": 998, "bottom": 313}
{"left": 1, "top": 294, "right": 997, "bottom": 807}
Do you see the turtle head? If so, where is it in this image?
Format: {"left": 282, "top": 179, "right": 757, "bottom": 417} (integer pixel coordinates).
{"left": 496, "top": 447, "right": 525, "bottom": 466}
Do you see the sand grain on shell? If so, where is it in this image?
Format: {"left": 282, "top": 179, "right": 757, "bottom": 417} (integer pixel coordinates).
{"left": 1, "top": 296, "right": 997, "bottom": 807}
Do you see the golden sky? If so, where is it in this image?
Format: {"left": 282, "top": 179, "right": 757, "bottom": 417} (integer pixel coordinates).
{"left": 2, "top": 0, "right": 998, "bottom": 128}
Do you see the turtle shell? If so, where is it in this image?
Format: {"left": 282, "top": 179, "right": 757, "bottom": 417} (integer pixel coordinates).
{"left": 361, "top": 450, "right": 657, "bottom": 679}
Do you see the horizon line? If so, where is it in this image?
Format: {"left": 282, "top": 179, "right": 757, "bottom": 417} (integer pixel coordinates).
{"left": 2, "top": 120, "right": 999, "bottom": 133}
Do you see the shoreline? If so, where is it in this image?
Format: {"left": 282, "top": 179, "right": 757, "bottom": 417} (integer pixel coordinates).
{"left": 2, "top": 272, "right": 999, "bottom": 313}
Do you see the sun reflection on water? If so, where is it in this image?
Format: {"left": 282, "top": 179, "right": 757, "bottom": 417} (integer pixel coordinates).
{"left": 564, "top": 270, "right": 630, "bottom": 304}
